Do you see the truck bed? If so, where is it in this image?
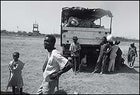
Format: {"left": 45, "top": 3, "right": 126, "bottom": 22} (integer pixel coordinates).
{"left": 61, "top": 27, "right": 110, "bottom": 45}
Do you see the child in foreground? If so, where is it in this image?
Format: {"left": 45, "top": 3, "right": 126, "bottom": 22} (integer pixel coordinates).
{"left": 6, "top": 52, "right": 25, "bottom": 94}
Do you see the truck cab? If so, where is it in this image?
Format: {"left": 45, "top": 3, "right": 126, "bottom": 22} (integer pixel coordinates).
{"left": 60, "top": 7, "right": 113, "bottom": 69}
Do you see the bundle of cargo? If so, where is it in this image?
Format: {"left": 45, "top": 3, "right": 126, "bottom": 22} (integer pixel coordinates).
{"left": 78, "top": 19, "right": 96, "bottom": 28}
{"left": 62, "top": 7, "right": 113, "bottom": 28}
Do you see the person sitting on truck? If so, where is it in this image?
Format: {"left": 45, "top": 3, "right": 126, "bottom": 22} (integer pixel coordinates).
{"left": 69, "top": 36, "right": 81, "bottom": 74}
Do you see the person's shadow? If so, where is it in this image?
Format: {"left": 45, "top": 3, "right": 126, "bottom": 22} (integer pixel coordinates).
{"left": 108, "top": 63, "right": 139, "bottom": 74}
{"left": 134, "top": 65, "right": 140, "bottom": 68}
{"left": 1, "top": 89, "right": 67, "bottom": 95}
{"left": 1, "top": 91, "right": 30, "bottom": 95}
{"left": 116, "top": 64, "right": 139, "bottom": 74}
{"left": 54, "top": 90, "right": 67, "bottom": 95}
{"left": 79, "top": 66, "right": 95, "bottom": 73}
{"left": 79, "top": 63, "right": 139, "bottom": 74}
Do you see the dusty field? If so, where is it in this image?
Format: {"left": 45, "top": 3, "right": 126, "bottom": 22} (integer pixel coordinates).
{"left": 1, "top": 36, "right": 139, "bottom": 94}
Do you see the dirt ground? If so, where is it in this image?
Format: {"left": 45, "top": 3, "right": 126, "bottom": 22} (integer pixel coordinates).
{"left": 1, "top": 36, "right": 139, "bottom": 94}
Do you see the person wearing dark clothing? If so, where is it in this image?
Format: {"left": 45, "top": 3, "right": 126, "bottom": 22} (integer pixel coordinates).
{"left": 115, "top": 46, "right": 123, "bottom": 70}
{"left": 127, "top": 43, "right": 138, "bottom": 68}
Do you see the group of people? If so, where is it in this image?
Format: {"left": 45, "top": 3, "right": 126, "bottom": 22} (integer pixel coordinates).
{"left": 93, "top": 36, "right": 123, "bottom": 74}
{"left": 68, "top": 35, "right": 138, "bottom": 75}
{"left": 7, "top": 35, "right": 73, "bottom": 94}
{"left": 6, "top": 34, "right": 138, "bottom": 94}
{"left": 68, "top": 35, "right": 123, "bottom": 74}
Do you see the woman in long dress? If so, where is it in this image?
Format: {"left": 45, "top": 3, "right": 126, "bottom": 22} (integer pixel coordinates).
{"left": 127, "top": 43, "right": 138, "bottom": 68}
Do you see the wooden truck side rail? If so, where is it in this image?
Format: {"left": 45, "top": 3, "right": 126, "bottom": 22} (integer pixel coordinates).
{"left": 61, "top": 27, "right": 110, "bottom": 46}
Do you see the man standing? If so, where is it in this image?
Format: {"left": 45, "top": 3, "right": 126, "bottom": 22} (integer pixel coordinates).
{"left": 69, "top": 36, "right": 81, "bottom": 74}
{"left": 37, "top": 35, "right": 73, "bottom": 94}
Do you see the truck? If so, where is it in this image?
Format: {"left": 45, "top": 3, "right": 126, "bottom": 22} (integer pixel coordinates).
{"left": 60, "top": 7, "right": 113, "bottom": 70}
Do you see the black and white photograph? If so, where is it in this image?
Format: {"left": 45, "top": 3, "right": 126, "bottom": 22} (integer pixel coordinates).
{"left": 1, "top": 1, "right": 139, "bottom": 94}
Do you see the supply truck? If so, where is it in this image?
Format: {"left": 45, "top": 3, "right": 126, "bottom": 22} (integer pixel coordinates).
{"left": 60, "top": 7, "right": 113, "bottom": 69}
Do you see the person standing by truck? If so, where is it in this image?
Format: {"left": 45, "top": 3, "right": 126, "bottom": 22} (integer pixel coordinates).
{"left": 100, "top": 35, "right": 113, "bottom": 74}
{"left": 92, "top": 36, "right": 107, "bottom": 73}
{"left": 108, "top": 40, "right": 120, "bottom": 72}
{"left": 69, "top": 36, "right": 81, "bottom": 74}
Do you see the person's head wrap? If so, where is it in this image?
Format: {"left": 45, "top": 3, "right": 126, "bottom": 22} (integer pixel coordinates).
{"left": 115, "top": 40, "right": 120, "bottom": 45}
{"left": 73, "top": 36, "right": 78, "bottom": 40}
{"left": 130, "top": 43, "right": 135, "bottom": 47}
{"left": 107, "top": 34, "right": 113, "bottom": 42}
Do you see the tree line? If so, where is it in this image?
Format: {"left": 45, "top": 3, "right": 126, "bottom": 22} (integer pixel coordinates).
{"left": 1, "top": 29, "right": 139, "bottom": 42}
{"left": 1, "top": 30, "right": 45, "bottom": 36}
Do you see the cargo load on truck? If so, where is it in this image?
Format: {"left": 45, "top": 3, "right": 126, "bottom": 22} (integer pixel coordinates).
{"left": 62, "top": 7, "right": 113, "bottom": 28}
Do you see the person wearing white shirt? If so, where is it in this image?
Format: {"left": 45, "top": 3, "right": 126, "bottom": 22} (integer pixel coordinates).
{"left": 37, "top": 34, "right": 73, "bottom": 94}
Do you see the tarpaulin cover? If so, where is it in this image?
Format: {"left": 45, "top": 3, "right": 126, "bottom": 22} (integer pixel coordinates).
{"left": 62, "top": 7, "right": 113, "bottom": 23}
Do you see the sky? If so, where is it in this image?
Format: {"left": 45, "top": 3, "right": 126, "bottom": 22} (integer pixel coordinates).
{"left": 1, "top": 1, "right": 139, "bottom": 39}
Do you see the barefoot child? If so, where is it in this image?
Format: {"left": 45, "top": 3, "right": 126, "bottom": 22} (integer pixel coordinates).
{"left": 7, "top": 52, "right": 25, "bottom": 94}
